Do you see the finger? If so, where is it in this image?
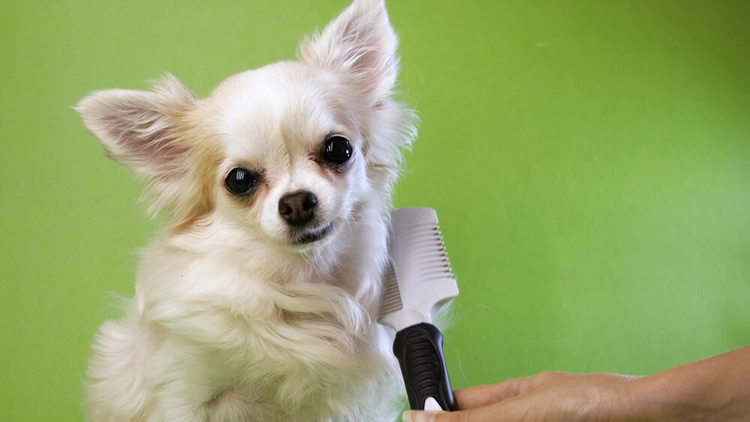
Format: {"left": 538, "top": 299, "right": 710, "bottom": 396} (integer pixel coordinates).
{"left": 453, "top": 384, "right": 503, "bottom": 409}
{"left": 404, "top": 400, "right": 518, "bottom": 422}
{"left": 402, "top": 410, "right": 441, "bottom": 422}
{"left": 453, "top": 377, "right": 529, "bottom": 409}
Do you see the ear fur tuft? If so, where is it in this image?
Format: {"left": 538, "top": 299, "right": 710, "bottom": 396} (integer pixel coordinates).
{"left": 76, "top": 76, "right": 219, "bottom": 230}
{"left": 298, "top": 0, "right": 398, "bottom": 101}
{"left": 75, "top": 75, "right": 197, "bottom": 179}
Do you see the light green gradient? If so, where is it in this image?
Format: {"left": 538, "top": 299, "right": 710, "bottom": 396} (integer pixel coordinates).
{"left": 1, "top": 1, "right": 748, "bottom": 420}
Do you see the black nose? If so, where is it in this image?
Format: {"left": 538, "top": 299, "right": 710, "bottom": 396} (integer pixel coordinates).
{"left": 278, "top": 191, "right": 317, "bottom": 226}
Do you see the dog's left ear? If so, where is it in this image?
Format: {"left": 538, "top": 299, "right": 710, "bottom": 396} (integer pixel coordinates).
{"left": 75, "top": 75, "right": 197, "bottom": 181}
{"left": 299, "top": 0, "right": 398, "bottom": 102}
{"left": 75, "top": 76, "right": 219, "bottom": 227}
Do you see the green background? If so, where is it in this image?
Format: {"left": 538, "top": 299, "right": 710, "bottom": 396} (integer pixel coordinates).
{"left": 2, "top": 0, "right": 748, "bottom": 420}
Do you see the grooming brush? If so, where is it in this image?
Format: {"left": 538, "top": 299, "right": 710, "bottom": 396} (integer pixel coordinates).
{"left": 379, "top": 207, "right": 459, "bottom": 411}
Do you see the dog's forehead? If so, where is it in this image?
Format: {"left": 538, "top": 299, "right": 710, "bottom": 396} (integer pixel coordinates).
{"left": 210, "top": 63, "right": 343, "bottom": 160}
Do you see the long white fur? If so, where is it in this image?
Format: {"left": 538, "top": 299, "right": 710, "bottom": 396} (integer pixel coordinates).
{"left": 76, "top": 0, "right": 416, "bottom": 420}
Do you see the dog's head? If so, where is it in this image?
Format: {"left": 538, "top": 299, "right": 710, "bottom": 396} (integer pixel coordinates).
{"left": 76, "top": 0, "right": 415, "bottom": 252}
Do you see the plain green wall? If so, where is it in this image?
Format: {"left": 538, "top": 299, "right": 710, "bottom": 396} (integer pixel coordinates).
{"left": 1, "top": 0, "right": 748, "bottom": 420}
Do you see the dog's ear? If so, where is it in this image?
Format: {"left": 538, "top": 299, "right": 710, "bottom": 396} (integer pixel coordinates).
{"left": 75, "top": 75, "right": 196, "bottom": 180}
{"left": 76, "top": 76, "right": 218, "bottom": 227}
{"left": 299, "top": 0, "right": 398, "bottom": 102}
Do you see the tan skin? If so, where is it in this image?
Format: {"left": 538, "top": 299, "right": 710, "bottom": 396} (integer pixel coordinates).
{"left": 403, "top": 346, "right": 750, "bottom": 422}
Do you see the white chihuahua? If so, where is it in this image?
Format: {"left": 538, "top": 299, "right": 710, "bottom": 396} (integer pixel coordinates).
{"left": 76, "top": 0, "right": 416, "bottom": 420}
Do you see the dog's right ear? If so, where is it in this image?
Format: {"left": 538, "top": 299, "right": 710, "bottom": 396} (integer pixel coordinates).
{"left": 75, "top": 75, "right": 197, "bottom": 181}
{"left": 299, "top": 0, "right": 398, "bottom": 104}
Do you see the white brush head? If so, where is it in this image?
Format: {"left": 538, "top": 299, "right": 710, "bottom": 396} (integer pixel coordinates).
{"left": 379, "top": 208, "right": 459, "bottom": 331}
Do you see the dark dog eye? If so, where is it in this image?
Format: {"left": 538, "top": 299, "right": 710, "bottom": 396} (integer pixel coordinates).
{"left": 225, "top": 168, "right": 258, "bottom": 195}
{"left": 323, "top": 135, "right": 352, "bottom": 165}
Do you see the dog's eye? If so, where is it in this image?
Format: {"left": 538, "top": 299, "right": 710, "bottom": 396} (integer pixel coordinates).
{"left": 322, "top": 135, "right": 352, "bottom": 165}
{"left": 225, "top": 168, "right": 258, "bottom": 195}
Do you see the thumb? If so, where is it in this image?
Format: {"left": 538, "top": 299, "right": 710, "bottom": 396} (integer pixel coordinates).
{"left": 403, "top": 403, "right": 513, "bottom": 422}
{"left": 401, "top": 411, "right": 442, "bottom": 422}
{"left": 402, "top": 409, "right": 479, "bottom": 422}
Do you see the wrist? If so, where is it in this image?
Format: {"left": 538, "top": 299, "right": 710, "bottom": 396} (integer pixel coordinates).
{"left": 627, "top": 370, "right": 719, "bottom": 421}
{"left": 628, "top": 348, "right": 750, "bottom": 421}
{"left": 597, "top": 374, "right": 658, "bottom": 422}
{"left": 581, "top": 373, "right": 688, "bottom": 421}
{"left": 623, "top": 374, "right": 682, "bottom": 421}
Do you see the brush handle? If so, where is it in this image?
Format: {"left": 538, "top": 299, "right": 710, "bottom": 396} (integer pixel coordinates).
{"left": 393, "top": 322, "right": 456, "bottom": 411}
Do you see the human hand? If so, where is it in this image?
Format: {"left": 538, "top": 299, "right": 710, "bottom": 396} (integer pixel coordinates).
{"left": 402, "top": 371, "right": 641, "bottom": 422}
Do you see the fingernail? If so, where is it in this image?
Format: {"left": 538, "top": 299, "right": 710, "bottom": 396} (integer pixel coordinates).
{"left": 403, "top": 411, "right": 438, "bottom": 422}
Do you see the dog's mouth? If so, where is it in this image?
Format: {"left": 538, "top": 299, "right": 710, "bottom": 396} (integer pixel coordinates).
{"left": 293, "top": 222, "right": 335, "bottom": 245}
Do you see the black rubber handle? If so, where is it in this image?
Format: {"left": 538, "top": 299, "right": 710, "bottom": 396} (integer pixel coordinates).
{"left": 393, "top": 322, "right": 456, "bottom": 411}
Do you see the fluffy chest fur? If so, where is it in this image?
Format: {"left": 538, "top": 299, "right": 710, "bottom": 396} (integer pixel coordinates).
{"left": 85, "top": 213, "right": 401, "bottom": 421}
